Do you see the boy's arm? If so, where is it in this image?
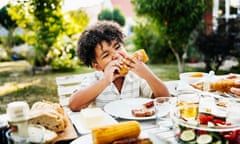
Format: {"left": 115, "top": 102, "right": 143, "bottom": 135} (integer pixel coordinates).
{"left": 69, "top": 77, "right": 110, "bottom": 112}
{"left": 69, "top": 60, "right": 121, "bottom": 112}
{"left": 128, "top": 59, "right": 170, "bottom": 97}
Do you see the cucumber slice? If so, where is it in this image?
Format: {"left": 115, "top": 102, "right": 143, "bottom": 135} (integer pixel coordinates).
{"left": 180, "top": 130, "right": 195, "bottom": 142}
{"left": 197, "top": 134, "right": 212, "bottom": 144}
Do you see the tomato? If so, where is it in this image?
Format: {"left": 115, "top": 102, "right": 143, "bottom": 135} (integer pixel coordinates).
{"left": 223, "top": 131, "right": 237, "bottom": 141}
{"left": 207, "top": 115, "right": 214, "bottom": 121}
{"left": 199, "top": 114, "right": 210, "bottom": 124}
{"left": 213, "top": 119, "right": 225, "bottom": 125}
{"left": 197, "top": 130, "right": 207, "bottom": 135}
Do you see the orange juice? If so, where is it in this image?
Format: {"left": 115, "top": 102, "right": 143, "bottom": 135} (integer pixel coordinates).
{"left": 178, "top": 102, "right": 199, "bottom": 120}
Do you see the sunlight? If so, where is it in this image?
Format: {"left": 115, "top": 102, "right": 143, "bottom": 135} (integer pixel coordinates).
{"left": 0, "top": 79, "right": 41, "bottom": 96}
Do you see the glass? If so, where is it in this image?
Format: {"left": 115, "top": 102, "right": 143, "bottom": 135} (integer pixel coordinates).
{"left": 227, "top": 98, "right": 240, "bottom": 124}
{"left": 177, "top": 91, "right": 200, "bottom": 120}
{"left": 199, "top": 92, "right": 216, "bottom": 114}
{"left": 6, "top": 124, "right": 45, "bottom": 144}
{"left": 154, "top": 97, "right": 173, "bottom": 127}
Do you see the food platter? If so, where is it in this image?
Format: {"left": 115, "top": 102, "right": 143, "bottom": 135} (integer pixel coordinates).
{"left": 69, "top": 111, "right": 118, "bottom": 135}
{"left": 104, "top": 98, "right": 155, "bottom": 120}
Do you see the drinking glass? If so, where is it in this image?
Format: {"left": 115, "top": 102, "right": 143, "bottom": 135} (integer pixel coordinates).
{"left": 154, "top": 97, "right": 173, "bottom": 127}
{"left": 177, "top": 91, "right": 200, "bottom": 120}
{"left": 199, "top": 92, "right": 216, "bottom": 114}
{"left": 6, "top": 124, "right": 45, "bottom": 144}
{"left": 227, "top": 98, "right": 240, "bottom": 124}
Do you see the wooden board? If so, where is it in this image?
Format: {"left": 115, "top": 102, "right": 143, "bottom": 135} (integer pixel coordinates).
{"left": 53, "top": 114, "right": 78, "bottom": 143}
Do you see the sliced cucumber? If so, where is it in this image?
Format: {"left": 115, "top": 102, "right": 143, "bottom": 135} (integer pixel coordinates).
{"left": 180, "top": 130, "right": 195, "bottom": 142}
{"left": 214, "top": 141, "right": 222, "bottom": 144}
{"left": 207, "top": 121, "right": 215, "bottom": 127}
{"left": 197, "top": 134, "right": 212, "bottom": 144}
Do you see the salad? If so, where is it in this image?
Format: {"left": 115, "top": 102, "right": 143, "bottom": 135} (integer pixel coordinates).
{"left": 172, "top": 112, "right": 240, "bottom": 144}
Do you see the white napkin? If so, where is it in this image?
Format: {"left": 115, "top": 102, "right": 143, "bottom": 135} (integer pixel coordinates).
{"left": 176, "top": 81, "right": 201, "bottom": 93}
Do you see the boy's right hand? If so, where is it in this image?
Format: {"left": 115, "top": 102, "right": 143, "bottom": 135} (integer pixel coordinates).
{"left": 230, "top": 80, "right": 240, "bottom": 97}
{"left": 103, "top": 60, "right": 122, "bottom": 83}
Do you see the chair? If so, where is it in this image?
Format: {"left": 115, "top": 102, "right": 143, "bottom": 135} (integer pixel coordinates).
{"left": 55, "top": 72, "right": 94, "bottom": 108}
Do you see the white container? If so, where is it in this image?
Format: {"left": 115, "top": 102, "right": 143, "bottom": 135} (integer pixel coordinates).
{"left": 179, "top": 72, "right": 207, "bottom": 84}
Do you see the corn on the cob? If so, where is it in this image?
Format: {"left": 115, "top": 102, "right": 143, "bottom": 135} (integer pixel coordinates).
{"left": 92, "top": 121, "right": 141, "bottom": 144}
{"left": 120, "top": 49, "right": 149, "bottom": 75}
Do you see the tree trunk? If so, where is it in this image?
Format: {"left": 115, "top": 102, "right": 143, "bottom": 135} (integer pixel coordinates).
{"left": 168, "top": 40, "right": 185, "bottom": 73}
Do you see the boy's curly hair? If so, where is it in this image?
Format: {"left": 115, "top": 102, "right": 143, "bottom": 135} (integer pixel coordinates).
{"left": 77, "top": 21, "right": 125, "bottom": 67}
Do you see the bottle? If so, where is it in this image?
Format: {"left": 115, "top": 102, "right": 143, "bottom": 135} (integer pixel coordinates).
{"left": 119, "top": 49, "right": 149, "bottom": 75}
{"left": 0, "top": 118, "right": 9, "bottom": 144}
{"left": 203, "top": 71, "right": 215, "bottom": 91}
{"left": 7, "top": 101, "right": 29, "bottom": 137}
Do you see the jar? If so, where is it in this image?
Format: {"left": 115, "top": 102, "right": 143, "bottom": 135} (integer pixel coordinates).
{"left": 0, "top": 119, "right": 9, "bottom": 144}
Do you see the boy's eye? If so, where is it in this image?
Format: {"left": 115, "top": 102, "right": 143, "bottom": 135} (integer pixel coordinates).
{"left": 102, "top": 53, "right": 109, "bottom": 58}
{"left": 115, "top": 44, "right": 121, "bottom": 50}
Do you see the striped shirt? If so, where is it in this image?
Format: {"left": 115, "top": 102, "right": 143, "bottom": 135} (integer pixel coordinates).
{"left": 78, "top": 71, "right": 153, "bottom": 108}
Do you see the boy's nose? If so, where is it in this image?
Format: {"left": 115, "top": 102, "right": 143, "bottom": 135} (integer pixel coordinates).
{"left": 112, "top": 52, "right": 121, "bottom": 60}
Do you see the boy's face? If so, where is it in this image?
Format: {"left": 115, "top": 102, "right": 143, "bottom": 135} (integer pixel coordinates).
{"left": 93, "top": 40, "right": 127, "bottom": 71}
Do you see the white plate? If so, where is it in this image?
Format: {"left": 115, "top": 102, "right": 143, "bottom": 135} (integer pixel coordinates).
{"left": 71, "top": 134, "right": 92, "bottom": 144}
{"left": 68, "top": 111, "right": 118, "bottom": 135}
{"left": 71, "top": 131, "right": 150, "bottom": 144}
{"left": 104, "top": 98, "right": 155, "bottom": 120}
{"left": 164, "top": 80, "right": 179, "bottom": 96}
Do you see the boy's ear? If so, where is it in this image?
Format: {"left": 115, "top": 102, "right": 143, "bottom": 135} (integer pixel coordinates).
{"left": 92, "top": 63, "right": 102, "bottom": 71}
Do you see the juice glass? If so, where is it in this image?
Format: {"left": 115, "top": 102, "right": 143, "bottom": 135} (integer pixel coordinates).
{"left": 177, "top": 91, "right": 200, "bottom": 120}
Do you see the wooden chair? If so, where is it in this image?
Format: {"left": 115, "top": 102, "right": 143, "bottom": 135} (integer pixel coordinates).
{"left": 55, "top": 72, "right": 94, "bottom": 108}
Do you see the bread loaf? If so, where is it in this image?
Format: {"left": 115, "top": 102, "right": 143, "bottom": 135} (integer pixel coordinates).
{"left": 191, "top": 78, "right": 240, "bottom": 93}
{"left": 120, "top": 49, "right": 149, "bottom": 75}
{"left": 28, "top": 101, "right": 67, "bottom": 133}
{"left": 92, "top": 121, "right": 141, "bottom": 144}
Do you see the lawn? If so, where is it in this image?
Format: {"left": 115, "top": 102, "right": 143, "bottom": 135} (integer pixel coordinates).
{"left": 0, "top": 60, "right": 203, "bottom": 113}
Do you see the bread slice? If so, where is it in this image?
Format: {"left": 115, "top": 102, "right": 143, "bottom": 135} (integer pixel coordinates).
{"left": 28, "top": 101, "right": 67, "bottom": 133}
{"left": 44, "top": 128, "right": 58, "bottom": 144}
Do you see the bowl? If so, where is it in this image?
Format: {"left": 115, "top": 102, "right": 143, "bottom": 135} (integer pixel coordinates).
{"left": 170, "top": 105, "right": 240, "bottom": 144}
{"left": 179, "top": 72, "right": 208, "bottom": 84}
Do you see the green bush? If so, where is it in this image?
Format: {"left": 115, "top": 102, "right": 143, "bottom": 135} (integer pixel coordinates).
{"left": 98, "top": 8, "right": 125, "bottom": 26}
{"left": 48, "top": 36, "right": 78, "bottom": 72}
{"left": 51, "top": 56, "right": 78, "bottom": 72}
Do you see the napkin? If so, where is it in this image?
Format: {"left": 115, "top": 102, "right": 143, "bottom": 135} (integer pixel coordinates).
{"left": 176, "top": 81, "right": 201, "bottom": 92}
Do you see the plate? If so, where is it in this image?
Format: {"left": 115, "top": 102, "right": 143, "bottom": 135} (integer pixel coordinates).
{"left": 68, "top": 111, "right": 118, "bottom": 135}
{"left": 71, "top": 131, "right": 152, "bottom": 144}
{"left": 71, "top": 134, "right": 92, "bottom": 144}
{"left": 104, "top": 98, "right": 155, "bottom": 120}
{"left": 164, "top": 80, "right": 179, "bottom": 96}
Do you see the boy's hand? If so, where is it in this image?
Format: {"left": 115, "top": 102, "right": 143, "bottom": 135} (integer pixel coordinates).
{"left": 230, "top": 80, "right": 240, "bottom": 97}
{"left": 126, "top": 57, "right": 151, "bottom": 79}
{"left": 103, "top": 60, "right": 122, "bottom": 83}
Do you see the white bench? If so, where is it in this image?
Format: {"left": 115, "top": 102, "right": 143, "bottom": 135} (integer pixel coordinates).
{"left": 55, "top": 72, "right": 94, "bottom": 107}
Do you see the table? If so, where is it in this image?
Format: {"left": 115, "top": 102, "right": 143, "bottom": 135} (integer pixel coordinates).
{"left": 69, "top": 77, "right": 240, "bottom": 143}
{"left": 67, "top": 80, "right": 180, "bottom": 143}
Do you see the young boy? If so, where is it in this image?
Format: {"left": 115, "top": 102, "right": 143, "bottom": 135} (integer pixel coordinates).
{"left": 69, "top": 21, "right": 170, "bottom": 112}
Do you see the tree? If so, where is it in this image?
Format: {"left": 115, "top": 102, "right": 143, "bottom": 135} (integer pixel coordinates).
{"left": 196, "top": 16, "right": 240, "bottom": 72}
{"left": 0, "top": 4, "right": 17, "bottom": 55}
{"left": 132, "top": 18, "right": 174, "bottom": 63}
{"left": 131, "top": 0, "right": 207, "bottom": 72}
{"left": 98, "top": 8, "right": 125, "bottom": 26}
{"left": 8, "top": 0, "right": 64, "bottom": 66}
{"left": 64, "top": 9, "right": 89, "bottom": 36}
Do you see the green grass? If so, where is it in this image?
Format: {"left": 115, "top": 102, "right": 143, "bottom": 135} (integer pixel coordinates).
{"left": 0, "top": 61, "right": 203, "bottom": 113}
